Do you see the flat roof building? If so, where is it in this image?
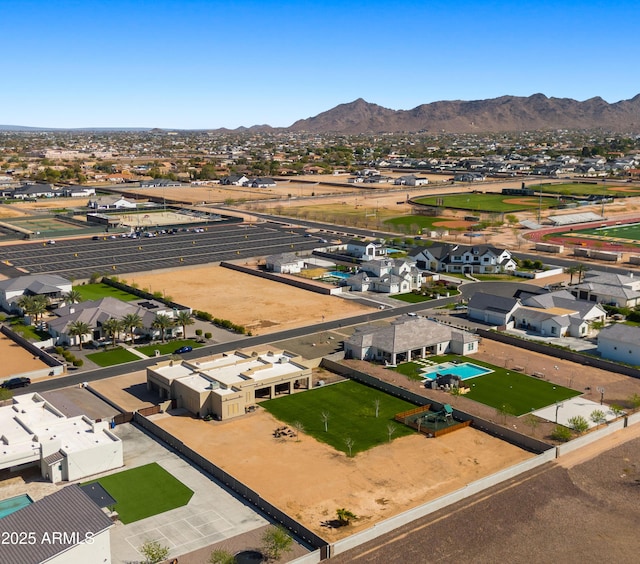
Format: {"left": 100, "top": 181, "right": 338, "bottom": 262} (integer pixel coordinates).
{"left": 147, "top": 349, "right": 312, "bottom": 420}
{"left": 0, "top": 393, "right": 123, "bottom": 483}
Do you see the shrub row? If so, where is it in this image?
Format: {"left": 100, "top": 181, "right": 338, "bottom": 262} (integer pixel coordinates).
{"left": 193, "top": 310, "right": 247, "bottom": 334}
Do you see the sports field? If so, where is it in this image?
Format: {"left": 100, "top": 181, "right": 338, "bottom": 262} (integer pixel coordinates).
{"left": 412, "top": 193, "right": 558, "bottom": 212}
{"left": 531, "top": 182, "right": 640, "bottom": 197}
{"left": 576, "top": 222, "right": 640, "bottom": 241}
{"left": 261, "top": 380, "right": 416, "bottom": 454}
{"left": 83, "top": 462, "right": 193, "bottom": 524}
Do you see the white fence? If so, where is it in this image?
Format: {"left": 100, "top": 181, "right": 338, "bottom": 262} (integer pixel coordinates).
{"left": 555, "top": 418, "right": 626, "bottom": 456}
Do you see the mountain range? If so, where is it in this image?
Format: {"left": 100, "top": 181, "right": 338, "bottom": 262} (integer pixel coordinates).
{"left": 3, "top": 93, "right": 640, "bottom": 134}
{"left": 288, "top": 94, "right": 640, "bottom": 134}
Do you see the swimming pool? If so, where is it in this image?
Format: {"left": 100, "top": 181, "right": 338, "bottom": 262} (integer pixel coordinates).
{"left": 0, "top": 494, "right": 33, "bottom": 519}
{"left": 327, "top": 271, "right": 351, "bottom": 279}
{"left": 422, "top": 362, "right": 492, "bottom": 380}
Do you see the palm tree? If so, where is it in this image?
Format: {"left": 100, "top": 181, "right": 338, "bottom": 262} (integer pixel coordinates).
{"left": 101, "top": 317, "right": 122, "bottom": 348}
{"left": 16, "top": 295, "right": 36, "bottom": 318}
{"left": 67, "top": 320, "right": 91, "bottom": 350}
{"left": 151, "top": 313, "right": 174, "bottom": 343}
{"left": 564, "top": 265, "right": 579, "bottom": 285}
{"left": 64, "top": 289, "right": 83, "bottom": 305}
{"left": 31, "top": 295, "right": 49, "bottom": 322}
{"left": 121, "top": 312, "right": 143, "bottom": 343}
{"left": 174, "top": 310, "right": 194, "bottom": 339}
{"left": 576, "top": 263, "right": 589, "bottom": 284}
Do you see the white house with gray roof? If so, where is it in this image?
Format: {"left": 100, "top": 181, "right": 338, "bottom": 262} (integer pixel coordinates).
{"left": 410, "top": 243, "right": 516, "bottom": 274}
{"left": 0, "top": 274, "right": 72, "bottom": 313}
{"left": 265, "top": 252, "right": 304, "bottom": 274}
{"left": 597, "top": 324, "right": 640, "bottom": 365}
{"left": 571, "top": 272, "right": 640, "bottom": 307}
{"left": 345, "top": 315, "right": 479, "bottom": 365}
{"left": 345, "top": 258, "right": 423, "bottom": 294}
{"left": 467, "top": 292, "right": 521, "bottom": 326}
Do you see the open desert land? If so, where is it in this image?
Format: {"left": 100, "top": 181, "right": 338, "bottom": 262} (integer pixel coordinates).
{"left": 0, "top": 333, "right": 50, "bottom": 379}
{"left": 124, "top": 264, "right": 373, "bottom": 334}
{"left": 0, "top": 205, "right": 31, "bottom": 219}
{"left": 150, "top": 408, "right": 533, "bottom": 540}
{"left": 3, "top": 197, "right": 91, "bottom": 211}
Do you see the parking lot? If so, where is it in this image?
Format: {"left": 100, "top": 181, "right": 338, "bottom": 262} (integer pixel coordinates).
{"left": 0, "top": 222, "right": 322, "bottom": 279}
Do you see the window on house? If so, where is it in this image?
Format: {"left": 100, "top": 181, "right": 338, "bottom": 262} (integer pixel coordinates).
{"left": 551, "top": 327, "right": 556, "bottom": 334}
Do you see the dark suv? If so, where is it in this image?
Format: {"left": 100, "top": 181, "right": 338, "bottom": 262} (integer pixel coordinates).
{"left": 1, "top": 377, "right": 31, "bottom": 389}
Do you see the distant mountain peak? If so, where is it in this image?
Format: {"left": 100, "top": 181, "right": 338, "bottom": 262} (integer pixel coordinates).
{"left": 288, "top": 93, "right": 640, "bottom": 134}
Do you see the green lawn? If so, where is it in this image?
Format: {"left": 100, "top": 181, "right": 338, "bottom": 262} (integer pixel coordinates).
{"left": 83, "top": 463, "right": 193, "bottom": 524}
{"left": 261, "top": 380, "right": 416, "bottom": 454}
{"left": 85, "top": 347, "right": 142, "bottom": 366}
{"left": 74, "top": 283, "right": 139, "bottom": 302}
{"left": 413, "top": 193, "right": 558, "bottom": 212}
{"left": 8, "top": 320, "right": 50, "bottom": 341}
{"left": 532, "top": 182, "right": 640, "bottom": 197}
{"left": 429, "top": 355, "right": 580, "bottom": 416}
{"left": 391, "top": 362, "right": 424, "bottom": 381}
{"left": 136, "top": 339, "right": 203, "bottom": 356}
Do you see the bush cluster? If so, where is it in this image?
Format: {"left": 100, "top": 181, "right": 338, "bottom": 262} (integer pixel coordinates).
{"left": 193, "top": 311, "right": 247, "bottom": 334}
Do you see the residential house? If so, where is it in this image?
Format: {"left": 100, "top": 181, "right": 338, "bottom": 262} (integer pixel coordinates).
{"left": 346, "top": 239, "right": 387, "bottom": 260}
{"left": 570, "top": 272, "right": 640, "bottom": 307}
{"left": 11, "top": 183, "right": 59, "bottom": 199}
{"left": 0, "top": 485, "right": 113, "bottom": 564}
{"left": 0, "top": 392, "right": 123, "bottom": 483}
{"left": 62, "top": 184, "right": 96, "bottom": 197}
{"left": 597, "top": 324, "right": 640, "bottom": 365}
{"left": 87, "top": 195, "right": 137, "bottom": 210}
{"left": 249, "top": 177, "right": 277, "bottom": 188}
{"left": 48, "top": 297, "right": 183, "bottom": 346}
{"left": 265, "top": 252, "right": 304, "bottom": 274}
{"left": 411, "top": 243, "right": 516, "bottom": 274}
{"left": 344, "top": 315, "right": 479, "bottom": 365}
{"left": 518, "top": 290, "right": 606, "bottom": 337}
{"left": 147, "top": 349, "right": 312, "bottom": 420}
{"left": 393, "top": 174, "right": 429, "bottom": 186}
{"left": 0, "top": 274, "right": 73, "bottom": 313}
{"left": 467, "top": 292, "right": 521, "bottom": 326}
{"left": 345, "top": 258, "right": 423, "bottom": 294}
{"left": 221, "top": 174, "right": 249, "bottom": 186}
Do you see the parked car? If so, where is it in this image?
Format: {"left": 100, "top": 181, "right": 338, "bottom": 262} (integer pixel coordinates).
{"left": 174, "top": 345, "right": 193, "bottom": 354}
{"left": 1, "top": 377, "right": 31, "bottom": 389}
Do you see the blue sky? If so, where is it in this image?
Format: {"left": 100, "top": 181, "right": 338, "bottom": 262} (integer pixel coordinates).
{"left": 2, "top": 0, "right": 638, "bottom": 129}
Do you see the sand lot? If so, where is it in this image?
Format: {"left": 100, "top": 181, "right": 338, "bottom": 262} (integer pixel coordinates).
{"left": 125, "top": 265, "right": 373, "bottom": 334}
{"left": 151, "top": 408, "right": 533, "bottom": 540}
{"left": 0, "top": 333, "right": 49, "bottom": 379}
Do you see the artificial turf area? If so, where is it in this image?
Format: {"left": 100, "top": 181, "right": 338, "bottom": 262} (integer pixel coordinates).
{"left": 575, "top": 222, "right": 640, "bottom": 241}
{"left": 427, "top": 355, "right": 580, "bottom": 416}
{"left": 261, "top": 380, "right": 416, "bottom": 455}
{"left": 529, "top": 182, "right": 640, "bottom": 197}
{"left": 73, "top": 283, "right": 139, "bottom": 302}
{"left": 85, "top": 347, "right": 142, "bottom": 367}
{"left": 83, "top": 463, "right": 193, "bottom": 524}
{"left": 136, "top": 339, "right": 203, "bottom": 356}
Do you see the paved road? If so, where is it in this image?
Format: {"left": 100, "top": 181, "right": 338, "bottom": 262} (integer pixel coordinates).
{"left": 27, "top": 295, "right": 458, "bottom": 395}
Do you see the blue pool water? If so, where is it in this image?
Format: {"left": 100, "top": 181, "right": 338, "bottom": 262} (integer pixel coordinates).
{"left": 0, "top": 494, "right": 33, "bottom": 519}
{"left": 327, "top": 271, "right": 351, "bottom": 279}
{"left": 423, "top": 362, "right": 492, "bottom": 380}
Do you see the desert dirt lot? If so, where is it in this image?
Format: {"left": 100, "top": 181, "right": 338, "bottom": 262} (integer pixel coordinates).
{"left": 151, "top": 408, "right": 533, "bottom": 540}
{"left": 124, "top": 265, "right": 373, "bottom": 334}
{"left": 0, "top": 333, "right": 49, "bottom": 379}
